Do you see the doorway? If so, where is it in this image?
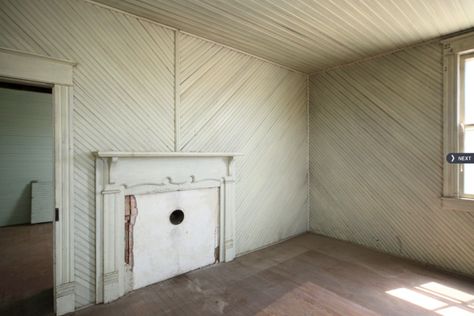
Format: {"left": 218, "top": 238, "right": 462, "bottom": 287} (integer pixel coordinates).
{"left": 0, "top": 82, "right": 54, "bottom": 315}
{"left": 0, "top": 47, "right": 76, "bottom": 316}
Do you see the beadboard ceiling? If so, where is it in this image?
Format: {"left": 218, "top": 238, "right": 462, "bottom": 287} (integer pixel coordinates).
{"left": 95, "top": 0, "right": 474, "bottom": 73}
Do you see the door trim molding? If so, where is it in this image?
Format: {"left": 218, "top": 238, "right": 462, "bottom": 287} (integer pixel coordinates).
{"left": 0, "top": 47, "right": 76, "bottom": 315}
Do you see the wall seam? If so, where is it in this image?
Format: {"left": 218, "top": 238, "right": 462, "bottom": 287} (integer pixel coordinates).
{"left": 306, "top": 74, "right": 310, "bottom": 232}
{"left": 174, "top": 30, "right": 181, "bottom": 152}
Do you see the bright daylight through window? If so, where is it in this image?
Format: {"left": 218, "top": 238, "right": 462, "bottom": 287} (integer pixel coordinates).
{"left": 463, "top": 55, "right": 474, "bottom": 196}
{"left": 443, "top": 32, "right": 474, "bottom": 202}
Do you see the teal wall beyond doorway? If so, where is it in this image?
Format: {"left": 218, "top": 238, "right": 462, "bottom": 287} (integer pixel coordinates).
{"left": 0, "top": 84, "right": 53, "bottom": 226}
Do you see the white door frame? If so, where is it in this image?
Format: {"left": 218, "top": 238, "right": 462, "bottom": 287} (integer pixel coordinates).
{"left": 0, "top": 47, "right": 76, "bottom": 315}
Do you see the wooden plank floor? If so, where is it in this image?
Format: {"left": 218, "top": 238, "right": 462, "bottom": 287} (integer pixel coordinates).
{"left": 0, "top": 223, "right": 53, "bottom": 316}
{"left": 75, "top": 233, "right": 474, "bottom": 316}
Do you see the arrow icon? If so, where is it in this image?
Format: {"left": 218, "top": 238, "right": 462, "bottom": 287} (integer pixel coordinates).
{"left": 447, "top": 153, "right": 474, "bottom": 163}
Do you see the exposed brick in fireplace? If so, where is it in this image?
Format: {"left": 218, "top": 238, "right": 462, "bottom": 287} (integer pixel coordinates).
{"left": 124, "top": 195, "right": 138, "bottom": 268}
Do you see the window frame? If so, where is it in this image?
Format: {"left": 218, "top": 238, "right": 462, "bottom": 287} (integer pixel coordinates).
{"left": 441, "top": 32, "right": 474, "bottom": 212}
{"left": 459, "top": 53, "right": 474, "bottom": 198}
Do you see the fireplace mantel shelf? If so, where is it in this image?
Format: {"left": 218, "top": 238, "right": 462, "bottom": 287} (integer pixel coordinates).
{"left": 94, "top": 151, "right": 243, "bottom": 158}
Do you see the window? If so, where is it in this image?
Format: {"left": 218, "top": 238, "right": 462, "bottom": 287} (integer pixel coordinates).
{"left": 461, "top": 54, "right": 474, "bottom": 197}
{"left": 442, "top": 33, "right": 474, "bottom": 207}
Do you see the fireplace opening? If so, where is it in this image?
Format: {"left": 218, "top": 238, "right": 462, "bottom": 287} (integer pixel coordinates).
{"left": 169, "top": 209, "right": 184, "bottom": 225}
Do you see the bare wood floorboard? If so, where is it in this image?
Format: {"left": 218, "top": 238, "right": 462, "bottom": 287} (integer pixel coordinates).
{"left": 0, "top": 223, "right": 54, "bottom": 316}
{"left": 74, "top": 233, "right": 474, "bottom": 316}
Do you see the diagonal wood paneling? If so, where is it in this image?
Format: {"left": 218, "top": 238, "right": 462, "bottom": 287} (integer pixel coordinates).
{"left": 0, "top": 0, "right": 175, "bottom": 306}
{"left": 95, "top": 0, "right": 474, "bottom": 73}
{"left": 179, "top": 34, "right": 308, "bottom": 254}
{"left": 0, "top": 0, "right": 309, "bottom": 308}
{"left": 309, "top": 42, "right": 474, "bottom": 276}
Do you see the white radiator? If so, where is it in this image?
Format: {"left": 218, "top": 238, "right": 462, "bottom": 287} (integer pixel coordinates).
{"left": 31, "top": 181, "right": 54, "bottom": 224}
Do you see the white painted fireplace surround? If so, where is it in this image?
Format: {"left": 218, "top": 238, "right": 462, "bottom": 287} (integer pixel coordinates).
{"left": 95, "top": 152, "right": 241, "bottom": 304}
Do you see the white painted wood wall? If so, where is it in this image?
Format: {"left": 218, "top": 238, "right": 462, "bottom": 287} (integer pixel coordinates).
{"left": 0, "top": 0, "right": 308, "bottom": 307}
{"left": 309, "top": 42, "right": 474, "bottom": 277}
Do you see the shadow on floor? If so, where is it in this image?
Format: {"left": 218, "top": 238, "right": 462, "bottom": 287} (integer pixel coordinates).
{"left": 0, "top": 288, "right": 53, "bottom": 316}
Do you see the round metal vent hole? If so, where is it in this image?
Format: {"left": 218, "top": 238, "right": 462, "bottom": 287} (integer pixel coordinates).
{"left": 170, "top": 209, "right": 184, "bottom": 225}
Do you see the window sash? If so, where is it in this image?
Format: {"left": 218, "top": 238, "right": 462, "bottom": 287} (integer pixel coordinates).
{"left": 460, "top": 53, "right": 474, "bottom": 198}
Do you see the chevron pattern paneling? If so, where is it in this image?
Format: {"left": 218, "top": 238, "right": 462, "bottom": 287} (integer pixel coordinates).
{"left": 179, "top": 34, "right": 308, "bottom": 254}
{"left": 309, "top": 42, "right": 474, "bottom": 276}
{"left": 0, "top": 0, "right": 308, "bottom": 308}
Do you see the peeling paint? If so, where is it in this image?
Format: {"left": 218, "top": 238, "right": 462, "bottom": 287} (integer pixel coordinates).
{"left": 125, "top": 195, "right": 138, "bottom": 268}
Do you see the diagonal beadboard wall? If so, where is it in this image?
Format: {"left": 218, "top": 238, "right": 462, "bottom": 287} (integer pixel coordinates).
{"left": 0, "top": 0, "right": 308, "bottom": 307}
{"left": 309, "top": 42, "right": 474, "bottom": 277}
{"left": 0, "top": 0, "right": 473, "bottom": 310}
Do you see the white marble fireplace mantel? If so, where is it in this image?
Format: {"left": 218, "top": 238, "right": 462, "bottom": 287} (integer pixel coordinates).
{"left": 94, "top": 151, "right": 242, "bottom": 304}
